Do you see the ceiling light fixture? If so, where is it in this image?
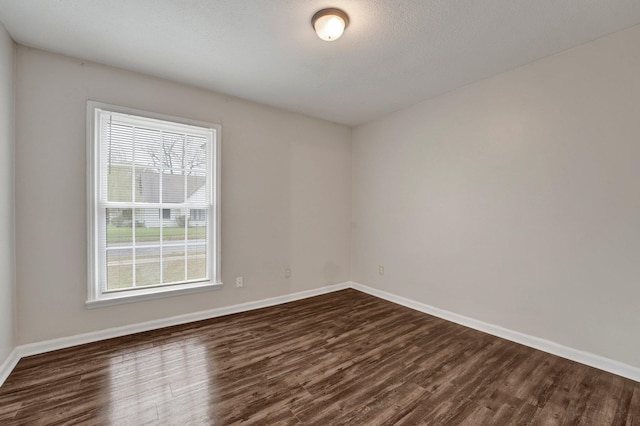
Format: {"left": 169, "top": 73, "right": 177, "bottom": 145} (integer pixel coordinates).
{"left": 311, "top": 8, "right": 349, "bottom": 41}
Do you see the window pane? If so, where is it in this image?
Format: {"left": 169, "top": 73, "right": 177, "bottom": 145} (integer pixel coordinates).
{"left": 162, "top": 132, "right": 185, "bottom": 170}
{"left": 185, "top": 135, "right": 208, "bottom": 172}
{"left": 106, "top": 208, "right": 133, "bottom": 247}
{"left": 162, "top": 170, "right": 185, "bottom": 203}
{"left": 135, "top": 209, "right": 160, "bottom": 244}
{"left": 164, "top": 208, "right": 186, "bottom": 241}
{"left": 135, "top": 246, "right": 160, "bottom": 287}
{"left": 187, "top": 172, "right": 207, "bottom": 205}
{"left": 106, "top": 122, "right": 133, "bottom": 164}
{"left": 134, "top": 127, "right": 161, "bottom": 168}
{"left": 187, "top": 209, "right": 207, "bottom": 241}
{"left": 163, "top": 247, "right": 185, "bottom": 284}
{"left": 107, "top": 166, "right": 132, "bottom": 202}
{"left": 136, "top": 168, "right": 160, "bottom": 203}
{"left": 187, "top": 245, "right": 207, "bottom": 281}
{"left": 107, "top": 249, "right": 133, "bottom": 290}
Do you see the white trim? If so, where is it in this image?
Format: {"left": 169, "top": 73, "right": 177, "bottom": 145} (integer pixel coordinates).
{"left": 0, "top": 348, "right": 20, "bottom": 387}
{"left": 86, "top": 102, "right": 98, "bottom": 303}
{"left": 86, "top": 281, "right": 223, "bottom": 309}
{"left": 349, "top": 282, "right": 640, "bottom": 382}
{"left": 213, "top": 124, "right": 222, "bottom": 286}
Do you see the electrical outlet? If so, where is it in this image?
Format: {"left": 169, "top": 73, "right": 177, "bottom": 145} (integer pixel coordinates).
{"left": 285, "top": 268, "right": 291, "bottom": 278}
{"left": 236, "top": 276, "right": 243, "bottom": 287}
{"left": 379, "top": 265, "right": 384, "bottom": 275}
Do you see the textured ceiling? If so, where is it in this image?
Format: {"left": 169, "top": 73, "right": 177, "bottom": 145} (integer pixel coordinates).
{"left": 1, "top": 1, "right": 640, "bottom": 125}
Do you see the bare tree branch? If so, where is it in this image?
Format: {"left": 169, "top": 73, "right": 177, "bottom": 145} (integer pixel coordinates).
{"left": 145, "top": 134, "right": 206, "bottom": 176}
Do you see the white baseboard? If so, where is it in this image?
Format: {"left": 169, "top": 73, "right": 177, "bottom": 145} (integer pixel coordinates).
{"left": 1, "top": 282, "right": 349, "bottom": 386}
{"left": 2, "top": 280, "right": 638, "bottom": 388}
{"left": 349, "top": 282, "right": 640, "bottom": 382}
{"left": 0, "top": 348, "right": 20, "bottom": 387}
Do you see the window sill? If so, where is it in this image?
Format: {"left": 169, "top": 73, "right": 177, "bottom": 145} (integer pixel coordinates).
{"left": 86, "top": 281, "right": 223, "bottom": 309}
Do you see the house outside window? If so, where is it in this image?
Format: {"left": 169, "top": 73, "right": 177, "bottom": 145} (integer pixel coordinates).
{"left": 190, "top": 209, "right": 206, "bottom": 222}
{"left": 87, "top": 101, "right": 222, "bottom": 307}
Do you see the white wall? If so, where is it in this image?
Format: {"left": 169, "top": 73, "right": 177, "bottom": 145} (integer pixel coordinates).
{"left": 352, "top": 24, "right": 640, "bottom": 368}
{"left": 0, "top": 24, "right": 15, "bottom": 365}
{"left": 15, "top": 47, "right": 351, "bottom": 344}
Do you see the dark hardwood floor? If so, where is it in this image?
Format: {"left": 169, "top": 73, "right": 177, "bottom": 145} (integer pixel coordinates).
{"left": 0, "top": 289, "right": 638, "bottom": 425}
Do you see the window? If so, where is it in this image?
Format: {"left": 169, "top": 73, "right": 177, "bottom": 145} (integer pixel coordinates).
{"left": 190, "top": 209, "right": 206, "bottom": 222}
{"left": 87, "top": 102, "right": 221, "bottom": 307}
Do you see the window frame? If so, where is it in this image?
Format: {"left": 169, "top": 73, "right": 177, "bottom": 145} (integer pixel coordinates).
{"left": 86, "top": 101, "right": 222, "bottom": 308}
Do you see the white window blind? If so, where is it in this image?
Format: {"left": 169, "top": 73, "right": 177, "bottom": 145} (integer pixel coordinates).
{"left": 88, "top": 102, "right": 221, "bottom": 307}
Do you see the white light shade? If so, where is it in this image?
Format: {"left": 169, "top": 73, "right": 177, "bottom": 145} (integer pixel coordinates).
{"left": 312, "top": 8, "right": 349, "bottom": 42}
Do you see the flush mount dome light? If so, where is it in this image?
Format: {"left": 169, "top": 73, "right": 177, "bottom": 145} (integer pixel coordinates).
{"left": 312, "top": 8, "right": 349, "bottom": 41}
